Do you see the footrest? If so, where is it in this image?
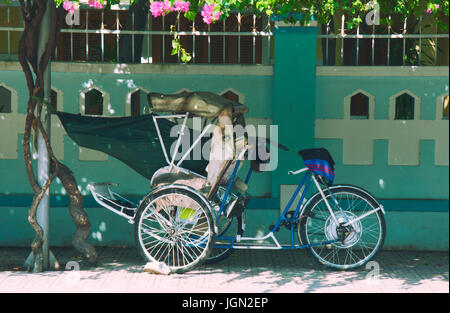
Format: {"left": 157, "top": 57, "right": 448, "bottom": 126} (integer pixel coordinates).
{"left": 88, "top": 183, "right": 138, "bottom": 220}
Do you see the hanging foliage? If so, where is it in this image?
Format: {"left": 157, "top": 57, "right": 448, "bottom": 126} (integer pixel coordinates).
{"left": 52, "top": 0, "right": 449, "bottom": 61}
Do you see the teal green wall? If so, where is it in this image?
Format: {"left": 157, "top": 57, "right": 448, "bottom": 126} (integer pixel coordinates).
{"left": 314, "top": 75, "right": 449, "bottom": 199}
{"left": 272, "top": 27, "right": 318, "bottom": 198}
{"left": 315, "top": 139, "right": 449, "bottom": 199}
{"left": 315, "top": 76, "right": 448, "bottom": 120}
{"left": 0, "top": 26, "right": 448, "bottom": 250}
{"left": 0, "top": 69, "right": 273, "bottom": 198}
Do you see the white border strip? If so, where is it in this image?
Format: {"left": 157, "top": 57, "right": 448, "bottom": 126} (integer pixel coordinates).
{"left": 2, "top": 62, "right": 448, "bottom": 77}
{"left": 0, "top": 61, "right": 273, "bottom": 76}
{"left": 317, "top": 66, "right": 449, "bottom": 77}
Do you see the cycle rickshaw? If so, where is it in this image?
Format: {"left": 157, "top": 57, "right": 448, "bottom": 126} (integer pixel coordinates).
{"left": 57, "top": 91, "right": 386, "bottom": 274}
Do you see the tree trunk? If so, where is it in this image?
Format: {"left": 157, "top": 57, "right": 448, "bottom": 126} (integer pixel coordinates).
{"left": 52, "top": 161, "right": 98, "bottom": 264}
{"left": 18, "top": 0, "right": 97, "bottom": 271}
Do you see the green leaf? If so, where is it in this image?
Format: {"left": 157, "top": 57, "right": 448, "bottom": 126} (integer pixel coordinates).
{"left": 184, "top": 10, "right": 197, "bottom": 21}
{"left": 180, "top": 50, "right": 192, "bottom": 63}
{"left": 171, "top": 38, "right": 180, "bottom": 56}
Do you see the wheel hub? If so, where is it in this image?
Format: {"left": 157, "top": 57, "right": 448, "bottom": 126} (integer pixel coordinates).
{"left": 324, "top": 211, "right": 362, "bottom": 248}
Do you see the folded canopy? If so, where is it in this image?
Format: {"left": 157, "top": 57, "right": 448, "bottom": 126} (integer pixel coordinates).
{"left": 57, "top": 91, "right": 255, "bottom": 184}
{"left": 56, "top": 112, "right": 209, "bottom": 179}
{"left": 148, "top": 91, "right": 248, "bottom": 118}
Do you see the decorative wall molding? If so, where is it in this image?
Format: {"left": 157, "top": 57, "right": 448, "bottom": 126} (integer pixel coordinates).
{"left": 343, "top": 89, "right": 375, "bottom": 120}
{"left": 79, "top": 84, "right": 111, "bottom": 117}
{"left": 315, "top": 119, "right": 449, "bottom": 166}
{"left": 78, "top": 85, "right": 110, "bottom": 161}
{"left": 436, "top": 92, "right": 449, "bottom": 120}
{"left": 0, "top": 82, "right": 18, "bottom": 113}
{"left": 219, "top": 88, "right": 246, "bottom": 104}
{"left": 388, "top": 89, "right": 421, "bottom": 121}
{"left": 125, "top": 86, "right": 151, "bottom": 116}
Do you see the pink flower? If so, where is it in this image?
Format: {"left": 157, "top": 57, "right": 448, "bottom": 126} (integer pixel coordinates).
{"left": 201, "top": 4, "right": 213, "bottom": 17}
{"left": 427, "top": 4, "right": 440, "bottom": 13}
{"left": 201, "top": 4, "right": 221, "bottom": 25}
{"left": 201, "top": 8, "right": 213, "bottom": 24}
{"left": 213, "top": 11, "right": 222, "bottom": 20}
{"left": 162, "top": 0, "right": 173, "bottom": 12}
{"left": 174, "top": 0, "right": 190, "bottom": 13}
{"left": 88, "top": 0, "right": 104, "bottom": 9}
{"left": 63, "top": 0, "right": 75, "bottom": 14}
{"left": 150, "top": 1, "right": 164, "bottom": 17}
{"left": 150, "top": 1, "right": 174, "bottom": 18}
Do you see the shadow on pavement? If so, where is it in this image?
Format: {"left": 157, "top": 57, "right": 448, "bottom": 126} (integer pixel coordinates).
{"left": 0, "top": 246, "right": 447, "bottom": 292}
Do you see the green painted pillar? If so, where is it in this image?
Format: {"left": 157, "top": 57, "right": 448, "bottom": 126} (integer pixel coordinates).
{"left": 271, "top": 26, "right": 318, "bottom": 198}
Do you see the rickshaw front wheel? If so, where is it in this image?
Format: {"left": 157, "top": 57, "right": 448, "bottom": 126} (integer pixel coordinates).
{"left": 134, "top": 186, "right": 216, "bottom": 274}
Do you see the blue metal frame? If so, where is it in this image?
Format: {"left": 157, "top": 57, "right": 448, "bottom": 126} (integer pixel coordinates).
{"left": 216, "top": 159, "right": 242, "bottom": 223}
{"left": 214, "top": 166, "right": 339, "bottom": 250}
{"left": 214, "top": 160, "right": 250, "bottom": 237}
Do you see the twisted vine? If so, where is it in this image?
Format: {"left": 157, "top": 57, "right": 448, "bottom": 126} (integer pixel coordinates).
{"left": 18, "top": 0, "right": 97, "bottom": 272}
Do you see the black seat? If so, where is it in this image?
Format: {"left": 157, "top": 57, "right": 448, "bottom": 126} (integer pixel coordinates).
{"left": 298, "top": 148, "right": 335, "bottom": 170}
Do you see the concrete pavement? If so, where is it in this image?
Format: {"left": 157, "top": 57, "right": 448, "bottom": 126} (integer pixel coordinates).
{"left": 0, "top": 247, "right": 448, "bottom": 293}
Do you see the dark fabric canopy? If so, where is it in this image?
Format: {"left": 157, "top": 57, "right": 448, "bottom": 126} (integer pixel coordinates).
{"left": 56, "top": 112, "right": 209, "bottom": 179}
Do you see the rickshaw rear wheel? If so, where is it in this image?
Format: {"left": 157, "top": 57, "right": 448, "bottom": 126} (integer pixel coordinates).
{"left": 134, "top": 186, "right": 216, "bottom": 274}
{"left": 298, "top": 185, "right": 386, "bottom": 270}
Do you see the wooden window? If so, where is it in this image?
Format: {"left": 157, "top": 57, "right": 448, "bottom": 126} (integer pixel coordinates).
{"left": 85, "top": 89, "right": 103, "bottom": 115}
{"left": 395, "top": 93, "right": 415, "bottom": 120}
{"left": 350, "top": 93, "right": 369, "bottom": 119}
{"left": 130, "top": 89, "right": 147, "bottom": 116}
{"left": 222, "top": 90, "right": 239, "bottom": 103}
{"left": 50, "top": 89, "right": 57, "bottom": 114}
{"left": 0, "top": 86, "right": 11, "bottom": 113}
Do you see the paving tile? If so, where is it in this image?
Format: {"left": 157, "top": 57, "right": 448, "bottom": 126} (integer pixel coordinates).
{"left": 0, "top": 247, "right": 447, "bottom": 293}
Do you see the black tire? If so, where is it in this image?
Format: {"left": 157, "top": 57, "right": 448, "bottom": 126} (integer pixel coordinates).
{"left": 204, "top": 214, "right": 244, "bottom": 265}
{"left": 134, "top": 187, "right": 215, "bottom": 274}
{"left": 203, "top": 246, "right": 234, "bottom": 265}
{"left": 298, "top": 185, "right": 386, "bottom": 270}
